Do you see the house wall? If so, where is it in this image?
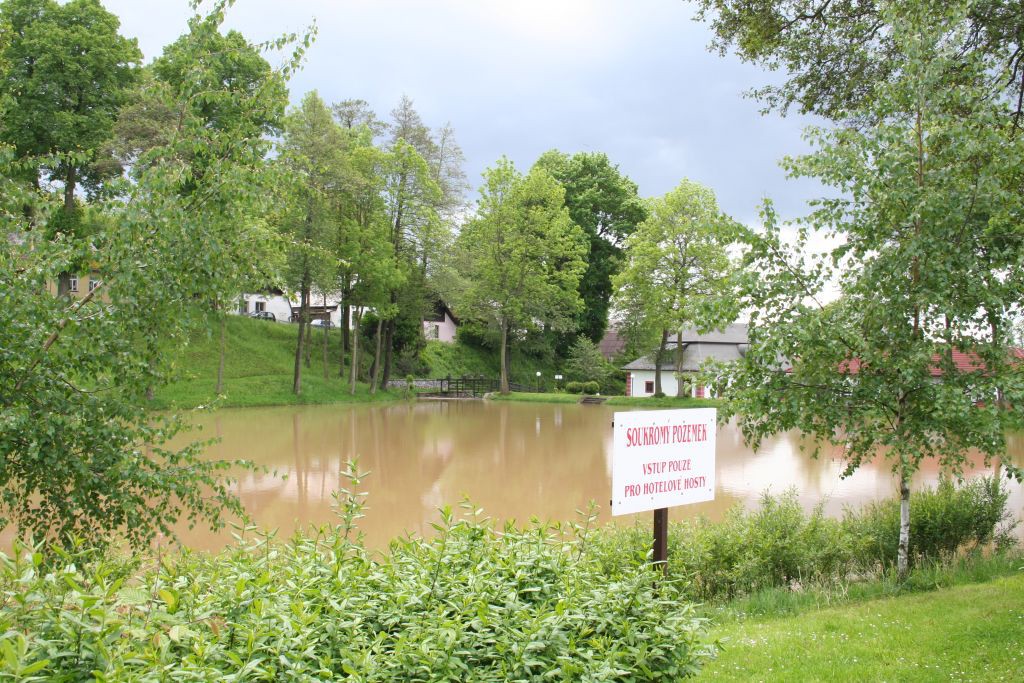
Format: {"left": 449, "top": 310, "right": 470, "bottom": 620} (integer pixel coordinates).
{"left": 238, "top": 294, "right": 292, "bottom": 322}
{"left": 237, "top": 292, "right": 346, "bottom": 325}
{"left": 628, "top": 370, "right": 705, "bottom": 398}
{"left": 424, "top": 313, "right": 457, "bottom": 343}
{"left": 46, "top": 271, "right": 106, "bottom": 301}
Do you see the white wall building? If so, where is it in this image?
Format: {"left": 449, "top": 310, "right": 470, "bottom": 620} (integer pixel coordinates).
{"left": 622, "top": 324, "right": 749, "bottom": 398}
{"left": 423, "top": 301, "right": 459, "bottom": 343}
{"left": 237, "top": 290, "right": 343, "bottom": 325}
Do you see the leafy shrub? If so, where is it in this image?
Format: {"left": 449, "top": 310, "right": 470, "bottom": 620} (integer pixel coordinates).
{"left": 583, "top": 381, "right": 600, "bottom": 394}
{"left": 0, "top": 489, "right": 715, "bottom": 680}
{"left": 565, "top": 381, "right": 584, "bottom": 394}
{"left": 590, "top": 482, "right": 1015, "bottom": 602}
{"left": 843, "top": 477, "right": 1016, "bottom": 568}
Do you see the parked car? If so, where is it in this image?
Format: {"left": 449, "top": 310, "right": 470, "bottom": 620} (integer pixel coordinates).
{"left": 310, "top": 319, "right": 334, "bottom": 328}
{"left": 250, "top": 311, "right": 276, "bottom": 322}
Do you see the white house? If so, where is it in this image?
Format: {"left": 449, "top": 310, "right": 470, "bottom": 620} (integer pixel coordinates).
{"left": 423, "top": 301, "right": 459, "bottom": 343}
{"left": 237, "top": 289, "right": 343, "bottom": 325}
{"left": 622, "top": 324, "right": 749, "bottom": 398}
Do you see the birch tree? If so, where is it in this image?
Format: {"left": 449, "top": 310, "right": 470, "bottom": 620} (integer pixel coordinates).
{"left": 722, "top": 2, "right": 1024, "bottom": 577}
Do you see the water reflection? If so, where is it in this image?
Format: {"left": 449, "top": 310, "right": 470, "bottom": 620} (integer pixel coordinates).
{"left": 168, "top": 402, "right": 1024, "bottom": 551}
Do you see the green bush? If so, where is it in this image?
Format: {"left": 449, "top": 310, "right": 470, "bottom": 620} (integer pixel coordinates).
{"left": 843, "top": 477, "right": 1016, "bottom": 569}
{"left": 591, "top": 481, "right": 1015, "bottom": 602}
{"left": 565, "top": 381, "right": 584, "bottom": 394}
{"left": 583, "top": 381, "right": 601, "bottom": 394}
{"left": 0, "top": 497, "right": 715, "bottom": 680}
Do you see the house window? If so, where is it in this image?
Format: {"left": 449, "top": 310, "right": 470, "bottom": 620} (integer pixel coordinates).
{"left": 426, "top": 324, "right": 439, "bottom": 340}
{"left": 255, "top": 301, "right": 266, "bottom": 313}
{"left": 239, "top": 298, "right": 249, "bottom": 314}
{"left": 68, "top": 275, "right": 78, "bottom": 293}
{"left": 644, "top": 380, "right": 655, "bottom": 394}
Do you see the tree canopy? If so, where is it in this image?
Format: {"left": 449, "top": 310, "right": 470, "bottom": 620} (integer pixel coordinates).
{"left": 453, "top": 158, "right": 588, "bottom": 393}
{"left": 720, "top": 1, "right": 1024, "bottom": 575}
{"left": 534, "top": 150, "right": 647, "bottom": 347}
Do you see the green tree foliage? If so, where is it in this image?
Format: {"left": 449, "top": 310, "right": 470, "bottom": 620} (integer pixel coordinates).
{"left": 721, "top": 3, "right": 1024, "bottom": 576}
{"left": 453, "top": 158, "right": 587, "bottom": 393}
{"left": 0, "top": 1, "right": 306, "bottom": 548}
{"left": 378, "top": 133, "right": 443, "bottom": 385}
{"left": 696, "top": 0, "right": 1024, "bottom": 122}
{"left": 0, "top": 0, "right": 141, "bottom": 202}
{"left": 564, "top": 335, "right": 615, "bottom": 387}
{"left": 149, "top": 7, "right": 291, "bottom": 395}
{"left": 534, "top": 150, "right": 647, "bottom": 348}
{"left": 276, "top": 91, "right": 348, "bottom": 395}
{"left": 613, "top": 180, "right": 739, "bottom": 396}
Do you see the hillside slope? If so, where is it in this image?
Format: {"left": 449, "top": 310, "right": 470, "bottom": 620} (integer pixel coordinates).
{"left": 154, "top": 315, "right": 400, "bottom": 409}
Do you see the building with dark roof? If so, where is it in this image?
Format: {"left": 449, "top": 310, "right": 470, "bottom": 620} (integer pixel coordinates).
{"left": 622, "top": 323, "right": 749, "bottom": 397}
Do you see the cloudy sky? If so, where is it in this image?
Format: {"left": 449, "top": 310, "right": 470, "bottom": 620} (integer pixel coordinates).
{"left": 104, "top": 0, "right": 826, "bottom": 226}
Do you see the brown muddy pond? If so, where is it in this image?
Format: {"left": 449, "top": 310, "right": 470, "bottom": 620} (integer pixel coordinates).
{"left": 169, "top": 401, "right": 1024, "bottom": 551}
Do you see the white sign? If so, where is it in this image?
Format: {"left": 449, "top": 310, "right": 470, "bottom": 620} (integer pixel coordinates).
{"left": 611, "top": 408, "right": 716, "bottom": 516}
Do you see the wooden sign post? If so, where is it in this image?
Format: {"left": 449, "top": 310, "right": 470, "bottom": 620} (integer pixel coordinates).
{"left": 612, "top": 408, "right": 717, "bottom": 574}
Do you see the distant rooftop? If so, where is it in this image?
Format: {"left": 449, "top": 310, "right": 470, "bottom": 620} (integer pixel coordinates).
{"left": 622, "top": 323, "right": 749, "bottom": 371}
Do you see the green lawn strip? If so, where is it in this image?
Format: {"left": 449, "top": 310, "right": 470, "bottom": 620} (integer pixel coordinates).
{"left": 700, "top": 573, "right": 1024, "bottom": 681}
{"left": 486, "top": 391, "right": 582, "bottom": 403}
{"left": 605, "top": 395, "right": 723, "bottom": 408}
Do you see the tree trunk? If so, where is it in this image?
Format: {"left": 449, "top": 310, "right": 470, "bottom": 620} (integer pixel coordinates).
{"left": 371, "top": 318, "right": 384, "bottom": 394}
{"left": 342, "top": 301, "right": 351, "bottom": 353}
{"left": 381, "top": 317, "right": 395, "bottom": 388}
{"left": 216, "top": 307, "right": 226, "bottom": 394}
{"left": 349, "top": 310, "right": 361, "bottom": 395}
{"left": 654, "top": 329, "right": 668, "bottom": 396}
{"left": 322, "top": 294, "right": 330, "bottom": 381}
{"left": 499, "top": 319, "right": 510, "bottom": 394}
{"left": 505, "top": 328, "right": 512, "bottom": 384}
{"left": 293, "top": 287, "right": 309, "bottom": 395}
{"left": 675, "top": 331, "right": 685, "bottom": 398}
{"left": 64, "top": 164, "right": 76, "bottom": 212}
{"left": 897, "top": 470, "right": 911, "bottom": 578}
{"left": 303, "top": 315, "right": 311, "bottom": 368}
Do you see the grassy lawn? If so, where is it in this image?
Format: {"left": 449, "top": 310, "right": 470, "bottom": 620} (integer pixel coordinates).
{"left": 486, "top": 391, "right": 583, "bottom": 403}
{"left": 605, "top": 395, "right": 723, "bottom": 408}
{"left": 701, "top": 572, "right": 1024, "bottom": 681}
{"left": 153, "top": 315, "right": 404, "bottom": 409}
{"left": 486, "top": 392, "right": 726, "bottom": 407}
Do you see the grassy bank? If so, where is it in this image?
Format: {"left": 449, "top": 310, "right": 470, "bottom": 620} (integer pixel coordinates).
{"left": 421, "top": 339, "right": 560, "bottom": 386}
{"left": 486, "top": 391, "right": 723, "bottom": 408}
{"left": 154, "top": 315, "right": 403, "bottom": 409}
{"left": 605, "top": 395, "right": 723, "bottom": 408}
{"left": 485, "top": 391, "right": 582, "bottom": 403}
{"left": 701, "top": 571, "right": 1024, "bottom": 681}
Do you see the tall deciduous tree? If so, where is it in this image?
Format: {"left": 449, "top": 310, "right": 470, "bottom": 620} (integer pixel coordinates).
{"left": 613, "top": 180, "right": 738, "bottom": 396}
{"left": 277, "top": 91, "right": 346, "bottom": 396}
{"left": 150, "top": 10, "right": 289, "bottom": 395}
{"left": 722, "top": 3, "right": 1024, "bottom": 576}
{"left": 0, "top": 0, "right": 141, "bottom": 293}
{"left": 534, "top": 150, "right": 647, "bottom": 348}
{"left": 453, "top": 158, "right": 587, "bottom": 393}
{"left": 0, "top": 1, "right": 306, "bottom": 548}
